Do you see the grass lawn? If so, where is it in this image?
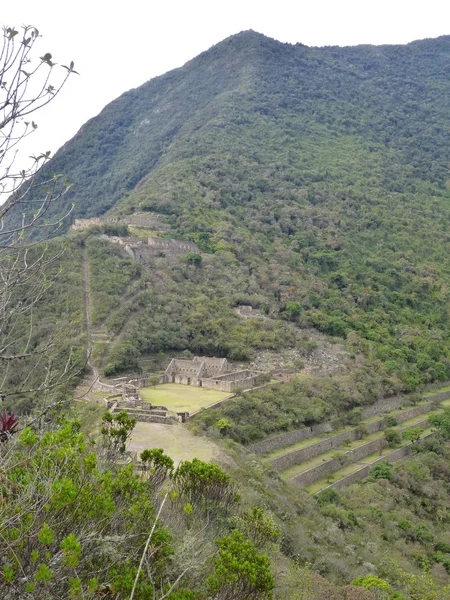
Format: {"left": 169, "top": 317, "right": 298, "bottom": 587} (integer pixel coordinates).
{"left": 140, "top": 384, "right": 231, "bottom": 413}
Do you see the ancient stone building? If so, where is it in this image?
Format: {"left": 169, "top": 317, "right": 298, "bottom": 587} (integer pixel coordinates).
{"left": 163, "top": 356, "right": 265, "bottom": 392}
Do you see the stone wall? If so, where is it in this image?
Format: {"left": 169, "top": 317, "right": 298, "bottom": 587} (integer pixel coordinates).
{"left": 128, "top": 414, "right": 174, "bottom": 424}
{"left": 130, "top": 374, "right": 164, "bottom": 388}
{"left": 425, "top": 390, "right": 450, "bottom": 403}
{"left": 247, "top": 423, "right": 332, "bottom": 455}
{"left": 273, "top": 405, "right": 436, "bottom": 474}
{"left": 347, "top": 437, "right": 386, "bottom": 462}
{"left": 147, "top": 237, "right": 199, "bottom": 255}
{"left": 358, "top": 389, "right": 450, "bottom": 418}
{"left": 395, "top": 402, "right": 434, "bottom": 424}
{"left": 248, "top": 390, "right": 449, "bottom": 456}
{"left": 329, "top": 444, "right": 420, "bottom": 491}
{"left": 72, "top": 216, "right": 120, "bottom": 230}
{"left": 289, "top": 424, "right": 435, "bottom": 489}
{"left": 71, "top": 212, "right": 171, "bottom": 232}
{"left": 361, "top": 395, "right": 405, "bottom": 418}
{"left": 202, "top": 371, "right": 265, "bottom": 392}
{"left": 271, "top": 429, "right": 364, "bottom": 471}
{"left": 119, "top": 212, "right": 170, "bottom": 231}
{"left": 291, "top": 456, "right": 345, "bottom": 487}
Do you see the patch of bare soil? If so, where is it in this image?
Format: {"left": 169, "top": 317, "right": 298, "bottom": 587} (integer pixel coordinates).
{"left": 128, "top": 421, "right": 228, "bottom": 467}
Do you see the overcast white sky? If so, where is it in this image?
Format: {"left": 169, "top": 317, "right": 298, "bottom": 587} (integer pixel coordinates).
{"left": 3, "top": 0, "right": 450, "bottom": 171}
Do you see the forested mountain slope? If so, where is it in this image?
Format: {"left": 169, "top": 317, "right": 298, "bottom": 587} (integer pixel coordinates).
{"left": 7, "top": 31, "right": 450, "bottom": 407}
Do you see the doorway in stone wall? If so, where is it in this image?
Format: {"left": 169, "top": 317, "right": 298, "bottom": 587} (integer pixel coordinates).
{"left": 187, "top": 377, "right": 191, "bottom": 385}
{"left": 172, "top": 375, "right": 175, "bottom": 383}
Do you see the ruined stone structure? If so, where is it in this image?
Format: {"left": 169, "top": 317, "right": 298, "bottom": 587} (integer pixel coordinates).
{"left": 234, "top": 305, "right": 264, "bottom": 318}
{"left": 71, "top": 212, "right": 199, "bottom": 261}
{"left": 107, "top": 398, "right": 177, "bottom": 424}
{"left": 104, "top": 235, "right": 199, "bottom": 262}
{"left": 71, "top": 211, "right": 171, "bottom": 232}
{"left": 163, "top": 356, "right": 265, "bottom": 392}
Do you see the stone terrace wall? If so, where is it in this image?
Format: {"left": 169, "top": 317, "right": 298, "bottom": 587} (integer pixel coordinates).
{"left": 395, "top": 402, "right": 434, "bottom": 424}
{"left": 361, "top": 395, "right": 405, "bottom": 418}
{"left": 147, "top": 237, "right": 199, "bottom": 254}
{"left": 247, "top": 422, "right": 332, "bottom": 455}
{"left": 289, "top": 425, "right": 436, "bottom": 489}
{"left": 329, "top": 445, "right": 417, "bottom": 491}
{"left": 347, "top": 437, "right": 386, "bottom": 462}
{"left": 271, "top": 429, "right": 366, "bottom": 471}
{"left": 248, "top": 389, "right": 450, "bottom": 456}
{"left": 291, "top": 457, "right": 345, "bottom": 487}
{"left": 322, "top": 433, "right": 435, "bottom": 492}
{"left": 120, "top": 212, "right": 171, "bottom": 230}
{"left": 271, "top": 403, "right": 435, "bottom": 471}
{"left": 425, "top": 390, "right": 450, "bottom": 403}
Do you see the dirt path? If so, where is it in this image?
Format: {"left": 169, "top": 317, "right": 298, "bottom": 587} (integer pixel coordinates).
{"left": 82, "top": 247, "right": 98, "bottom": 380}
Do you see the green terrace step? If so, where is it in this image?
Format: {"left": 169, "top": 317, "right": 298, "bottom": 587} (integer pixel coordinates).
{"left": 305, "top": 427, "right": 435, "bottom": 494}
{"left": 248, "top": 386, "right": 450, "bottom": 458}
{"left": 284, "top": 417, "right": 438, "bottom": 489}
{"left": 268, "top": 400, "right": 442, "bottom": 472}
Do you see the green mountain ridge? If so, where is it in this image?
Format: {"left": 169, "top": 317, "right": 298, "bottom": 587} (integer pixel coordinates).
{"left": 7, "top": 29, "right": 450, "bottom": 403}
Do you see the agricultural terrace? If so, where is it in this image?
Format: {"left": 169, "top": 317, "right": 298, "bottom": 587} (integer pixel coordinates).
{"left": 140, "top": 383, "right": 231, "bottom": 413}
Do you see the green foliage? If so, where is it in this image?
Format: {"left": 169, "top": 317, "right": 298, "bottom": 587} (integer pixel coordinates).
{"left": 282, "top": 301, "right": 301, "bottom": 321}
{"left": 193, "top": 372, "right": 392, "bottom": 444}
{"left": 382, "top": 415, "right": 398, "bottom": 428}
{"left": 384, "top": 428, "right": 401, "bottom": 447}
{"left": 435, "top": 541, "right": 450, "bottom": 554}
{"left": 351, "top": 575, "right": 391, "bottom": 592}
{"left": 12, "top": 32, "right": 450, "bottom": 399}
{"left": 100, "top": 410, "right": 136, "bottom": 454}
{"left": 173, "top": 458, "right": 239, "bottom": 513}
{"left": 402, "top": 427, "right": 423, "bottom": 443}
{"left": 140, "top": 448, "right": 174, "bottom": 489}
{"left": 206, "top": 530, "right": 274, "bottom": 600}
{"left": 216, "top": 418, "right": 231, "bottom": 434}
{"left": 231, "top": 506, "right": 280, "bottom": 549}
{"left": 0, "top": 420, "right": 174, "bottom": 598}
{"left": 428, "top": 409, "right": 450, "bottom": 438}
{"left": 186, "top": 252, "right": 202, "bottom": 266}
{"left": 316, "top": 487, "right": 340, "bottom": 506}
{"left": 369, "top": 461, "right": 393, "bottom": 481}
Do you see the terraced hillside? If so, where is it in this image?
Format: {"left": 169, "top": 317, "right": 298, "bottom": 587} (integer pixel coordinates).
{"left": 251, "top": 387, "right": 450, "bottom": 493}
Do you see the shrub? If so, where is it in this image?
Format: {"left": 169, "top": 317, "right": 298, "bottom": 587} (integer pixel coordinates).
{"left": 383, "top": 415, "right": 398, "bottom": 428}
{"left": 370, "top": 461, "right": 393, "bottom": 481}
{"left": 206, "top": 530, "right": 274, "bottom": 600}
{"left": 402, "top": 428, "right": 423, "bottom": 443}
{"left": 384, "top": 428, "right": 401, "bottom": 447}
{"left": 351, "top": 575, "right": 391, "bottom": 592}
{"left": 316, "top": 487, "right": 340, "bottom": 506}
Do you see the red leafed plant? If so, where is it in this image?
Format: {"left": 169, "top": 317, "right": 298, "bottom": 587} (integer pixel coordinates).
{"left": 0, "top": 411, "right": 18, "bottom": 442}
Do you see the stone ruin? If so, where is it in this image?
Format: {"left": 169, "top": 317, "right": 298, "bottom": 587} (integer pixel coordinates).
{"left": 72, "top": 211, "right": 200, "bottom": 261}
{"left": 106, "top": 396, "right": 178, "bottom": 424}
{"left": 102, "top": 235, "right": 199, "bottom": 261}
{"left": 71, "top": 211, "right": 171, "bottom": 232}
{"left": 129, "top": 237, "right": 199, "bottom": 261}
{"left": 163, "top": 356, "right": 265, "bottom": 393}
